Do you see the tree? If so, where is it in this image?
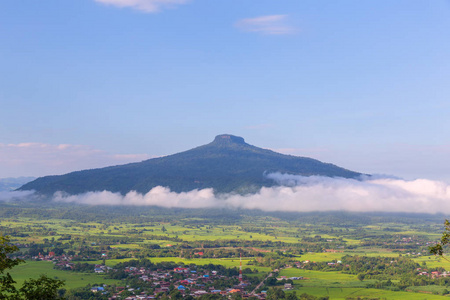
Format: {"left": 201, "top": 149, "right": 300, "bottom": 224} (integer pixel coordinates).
{"left": 169, "top": 289, "right": 183, "bottom": 300}
{"left": 286, "top": 291, "right": 299, "bottom": 300}
{"left": 0, "top": 235, "right": 65, "bottom": 300}
{"left": 267, "top": 287, "right": 285, "bottom": 300}
{"left": 20, "top": 275, "right": 65, "bottom": 300}
{"left": 230, "top": 293, "right": 243, "bottom": 300}
{"left": 430, "top": 219, "right": 450, "bottom": 257}
{"left": 0, "top": 235, "right": 23, "bottom": 299}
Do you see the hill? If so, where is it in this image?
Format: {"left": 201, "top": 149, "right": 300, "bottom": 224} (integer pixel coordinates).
{"left": 19, "top": 134, "right": 362, "bottom": 195}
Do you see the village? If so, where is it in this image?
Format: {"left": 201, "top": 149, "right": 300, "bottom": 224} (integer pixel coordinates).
{"left": 26, "top": 245, "right": 450, "bottom": 299}
{"left": 28, "top": 251, "right": 269, "bottom": 299}
{"left": 26, "top": 249, "right": 312, "bottom": 299}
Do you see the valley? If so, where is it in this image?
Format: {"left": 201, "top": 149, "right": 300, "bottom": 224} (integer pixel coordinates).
{"left": 2, "top": 202, "right": 450, "bottom": 299}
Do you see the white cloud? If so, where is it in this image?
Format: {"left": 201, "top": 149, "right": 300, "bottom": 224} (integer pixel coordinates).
{"left": 273, "top": 144, "right": 450, "bottom": 181}
{"left": 0, "top": 143, "right": 152, "bottom": 178}
{"left": 94, "top": 0, "right": 190, "bottom": 13}
{"left": 235, "top": 15, "right": 297, "bottom": 35}
{"left": 53, "top": 187, "right": 217, "bottom": 208}
{"left": 47, "top": 174, "right": 450, "bottom": 214}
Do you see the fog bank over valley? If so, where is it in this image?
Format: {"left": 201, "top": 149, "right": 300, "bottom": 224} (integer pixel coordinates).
{"left": 3, "top": 173, "right": 450, "bottom": 214}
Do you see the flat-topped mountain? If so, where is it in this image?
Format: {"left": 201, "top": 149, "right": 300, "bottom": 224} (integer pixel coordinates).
{"left": 19, "top": 135, "right": 362, "bottom": 195}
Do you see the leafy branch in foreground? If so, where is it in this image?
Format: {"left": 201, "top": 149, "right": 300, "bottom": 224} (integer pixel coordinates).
{"left": 429, "top": 219, "right": 450, "bottom": 260}
{"left": 0, "top": 235, "right": 65, "bottom": 300}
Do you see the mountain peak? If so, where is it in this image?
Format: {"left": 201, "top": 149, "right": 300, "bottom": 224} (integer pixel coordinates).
{"left": 212, "top": 134, "right": 246, "bottom": 145}
{"left": 19, "top": 135, "right": 363, "bottom": 195}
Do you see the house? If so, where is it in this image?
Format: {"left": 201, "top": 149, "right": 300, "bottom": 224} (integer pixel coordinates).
{"left": 174, "top": 267, "right": 189, "bottom": 273}
{"left": 195, "top": 290, "right": 208, "bottom": 295}
{"left": 431, "top": 271, "right": 441, "bottom": 278}
{"left": 91, "top": 287, "right": 105, "bottom": 293}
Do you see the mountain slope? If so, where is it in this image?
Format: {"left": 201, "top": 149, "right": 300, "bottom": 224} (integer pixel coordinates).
{"left": 19, "top": 135, "right": 362, "bottom": 195}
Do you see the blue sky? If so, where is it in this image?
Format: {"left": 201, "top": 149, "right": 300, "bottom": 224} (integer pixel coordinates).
{"left": 1, "top": 0, "right": 450, "bottom": 180}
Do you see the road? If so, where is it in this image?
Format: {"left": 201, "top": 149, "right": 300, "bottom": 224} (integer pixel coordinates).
{"left": 251, "top": 272, "right": 272, "bottom": 294}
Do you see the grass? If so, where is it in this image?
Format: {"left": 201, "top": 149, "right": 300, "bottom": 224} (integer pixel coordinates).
{"left": 406, "top": 285, "right": 448, "bottom": 294}
{"left": 298, "top": 252, "right": 344, "bottom": 262}
{"left": 8, "top": 261, "right": 121, "bottom": 290}
{"left": 92, "top": 257, "right": 272, "bottom": 272}
{"left": 1, "top": 213, "right": 445, "bottom": 299}
{"left": 290, "top": 287, "right": 449, "bottom": 299}
{"left": 414, "top": 255, "right": 450, "bottom": 269}
{"left": 280, "top": 268, "right": 366, "bottom": 288}
{"left": 281, "top": 268, "right": 450, "bottom": 299}
{"left": 1, "top": 218, "right": 332, "bottom": 246}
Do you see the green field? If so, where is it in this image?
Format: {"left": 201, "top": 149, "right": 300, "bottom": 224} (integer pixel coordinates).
{"left": 8, "top": 261, "right": 121, "bottom": 289}
{"left": 289, "top": 287, "right": 449, "bottom": 300}
{"left": 281, "top": 268, "right": 450, "bottom": 299}
{"left": 2, "top": 203, "right": 449, "bottom": 299}
{"left": 90, "top": 256, "right": 272, "bottom": 272}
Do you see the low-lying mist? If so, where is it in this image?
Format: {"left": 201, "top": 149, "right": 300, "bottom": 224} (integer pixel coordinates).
{"left": 3, "top": 173, "right": 450, "bottom": 214}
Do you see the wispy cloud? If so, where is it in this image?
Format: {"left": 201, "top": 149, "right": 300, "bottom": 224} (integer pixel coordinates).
{"left": 20, "top": 173, "right": 450, "bottom": 214}
{"left": 272, "top": 144, "right": 450, "bottom": 182}
{"left": 235, "top": 15, "right": 297, "bottom": 35}
{"left": 0, "top": 143, "right": 152, "bottom": 178}
{"left": 94, "top": 0, "right": 190, "bottom": 13}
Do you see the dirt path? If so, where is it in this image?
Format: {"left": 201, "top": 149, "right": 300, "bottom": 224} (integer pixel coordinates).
{"left": 251, "top": 272, "right": 272, "bottom": 294}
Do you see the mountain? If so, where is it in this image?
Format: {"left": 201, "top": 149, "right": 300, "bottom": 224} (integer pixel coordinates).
{"left": 19, "top": 134, "right": 362, "bottom": 195}
{"left": 0, "top": 177, "right": 36, "bottom": 192}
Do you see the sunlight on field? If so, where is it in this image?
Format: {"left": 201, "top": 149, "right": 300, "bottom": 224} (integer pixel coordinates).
{"left": 414, "top": 255, "right": 450, "bottom": 269}
{"left": 299, "top": 252, "right": 344, "bottom": 262}
{"left": 110, "top": 244, "right": 142, "bottom": 249}
{"left": 1, "top": 206, "right": 447, "bottom": 299}
{"left": 290, "top": 286, "right": 449, "bottom": 299}
{"left": 95, "top": 256, "right": 272, "bottom": 272}
{"left": 281, "top": 268, "right": 449, "bottom": 299}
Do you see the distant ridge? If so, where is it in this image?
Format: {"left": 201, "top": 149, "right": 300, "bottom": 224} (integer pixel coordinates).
{"left": 19, "top": 135, "right": 362, "bottom": 195}
{"left": 0, "top": 177, "right": 36, "bottom": 192}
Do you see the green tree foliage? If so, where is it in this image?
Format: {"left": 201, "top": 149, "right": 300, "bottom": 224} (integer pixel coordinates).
{"left": 266, "top": 287, "right": 285, "bottom": 300}
{"left": 429, "top": 219, "right": 450, "bottom": 256}
{"left": 286, "top": 291, "right": 299, "bottom": 300}
{"left": 20, "top": 275, "right": 65, "bottom": 300}
{"left": 0, "top": 235, "right": 65, "bottom": 300}
{"left": 169, "top": 289, "right": 183, "bottom": 300}
{"left": 0, "top": 235, "right": 23, "bottom": 299}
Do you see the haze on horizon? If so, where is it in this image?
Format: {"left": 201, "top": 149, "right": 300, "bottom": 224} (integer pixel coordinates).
{"left": 1, "top": 0, "right": 450, "bottom": 182}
